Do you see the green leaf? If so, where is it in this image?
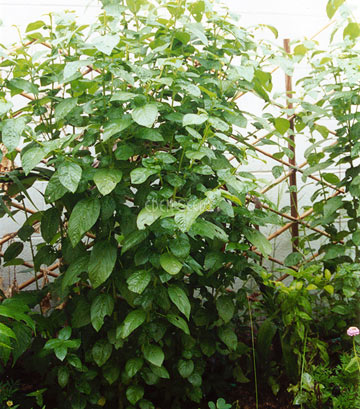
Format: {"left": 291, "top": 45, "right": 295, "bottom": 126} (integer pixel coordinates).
{"left": 92, "top": 339, "right": 112, "bottom": 366}
{"left": 94, "top": 168, "right": 122, "bottom": 195}
{"left": 9, "top": 79, "right": 39, "bottom": 95}
{"left": 216, "top": 295, "right": 234, "bottom": 324}
{"left": 54, "top": 344, "right": 68, "bottom": 361}
{"left": 34, "top": 244, "right": 57, "bottom": 271}
{"left": 130, "top": 167, "right": 158, "bottom": 184}
{"left": 244, "top": 229, "right": 272, "bottom": 257}
{"left": 284, "top": 252, "right": 303, "bottom": 266}
{"left": 166, "top": 314, "right": 190, "bottom": 335}
{"left": 160, "top": 253, "right": 182, "bottom": 275}
{"left": 343, "top": 22, "right": 360, "bottom": 40}
{"left": 45, "top": 172, "right": 69, "bottom": 202}
{"left": 58, "top": 326, "right": 72, "bottom": 341}
{"left": 143, "top": 344, "right": 164, "bottom": 367}
{"left": 352, "top": 231, "right": 360, "bottom": 246}
{"left": 110, "top": 92, "right": 137, "bottom": 102}
{"left": 0, "top": 323, "right": 16, "bottom": 339}
{"left": 67, "top": 354, "right": 83, "bottom": 370}
{"left": 137, "top": 207, "right": 164, "bottom": 230}
{"left": 125, "top": 357, "right": 144, "bottom": 377}
{"left": 58, "top": 366, "right": 69, "bottom": 388}
{"left": 90, "top": 294, "right": 114, "bottom": 332}
{"left": 115, "top": 144, "right": 135, "bottom": 160}
{"left": 132, "top": 104, "right": 158, "bottom": 128}
{"left": 218, "top": 327, "right": 238, "bottom": 351}
{"left": 139, "top": 399, "right": 155, "bottom": 409}
{"left": 185, "top": 22, "right": 208, "bottom": 45}
{"left": 41, "top": 207, "right": 60, "bottom": 243}
{"left": 26, "top": 20, "right": 45, "bottom": 32}
{"left": 88, "top": 240, "right": 117, "bottom": 288}
{"left": 331, "top": 305, "right": 347, "bottom": 315}
{"left": 63, "top": 60, "right": 90, "bottom": 81}
{"left": 189, "top": 0, "right": 205, "bottom": 22}
{"left": 209, "top": 116, "right": 229, "bottom": 132}
{"left": 322, "top": 173, "right": 340, "bottom": 185}
{"left": 72, "top": 298, "right": 91, "bottom": 328}
{"left": 127, "top": 270, "right": 151, "bottom": 294}
{"left": 93, "top": 34, "right": 120, "bottom": 55}
{"left": 62, "top": 255, "right": 89, "bottom": 290}
{"left": 2, "top": 117, "right": 26, "bottom": 152}
{"left": 121, "top": 230, "right": 149, "bottom": 254}
{"left": 103, "top": 116, "right": 132, "bottom": 141}
{"left": 4, "top": 242, "right": 23, "bottom": 262}
{"left": 0, "top": 101, "right": 13, "bottom": 116}
{"left": 168, "top": 286, "right": 191, "bottom": 320}
{"left": 11, "top": 322, "right": 32, "bottom": 364}
{"left": 258, "top": 24, "right": 278, "bottom": 38}
{"left": 126, "top": 385, "right": 144, "bottom": 405}
{"left": 272, "top": 166, "right": 283, "bottom": 179}
{"left": 58, "top": 161, "right": 82, "bottom": 193}
{"left": 119, "top": 309, "right": 146, "bottom": 339}
{"left": 68, "top": 198, "right": 100, "bottom": 247}
{"left": 71, "top": 392, "right": 86, "bottom": 409}
{"left": 256, "top": 319, "right": 277, "bottom": 364}
{"left": 54, "top": 98, "right": 78, "bottom": 120}
{"left": 186, "top": 126, "right": 202, "bottom": 140}
{"left": 182, "top": 83, "right": 201, "bottom": 97}
{"left": 103, "top": 363, "right": 120, "bottom": 385}
{"left": 0, "top": 335, "right": 12, "bottom": 365}
{"left": 183, "top": 113, "right": 208, "bottom": 127}
{"left": 274, "top": 118, "right": 290, "bottom": 135}
{"left": 345, "top": 356, "right": 360, "bottom": 373}
{"left": 21, "top": 145, "right": 46, "bottom": 175}
{"left": 326, "top": 0, "right": 345, "bottom": 18}
{"left": 178, "top": 359, "right": 194, "bottom": 378}
{"left": 0, "top": 303, "right": 35, "bottom": 332}
{"left": 174, "top": 31, "right": 190, "bottom": 44}
{"left": 138, "top": 128, "right": 164, "bottom": 141}
{"left": 322, "top": 244, "right": 345, "bottom": 261}
{"left": 126, "top": 0, "right": 147, "bottom": 13}
{"left": 169, "top": 236, "right": 190, "bottom": 259}
{"left": 324, "top": 284, "right": 334, "bottom": 295}
{"left": 151, "top": 365, "right": 170, "bottom": 379}
{"left": 294, "top": 44, "right": 308, "bottom": 56}
{"left": 188, "top": 372, "right": 202, "bottom": 387}
{"left": 323, "top": 196, "right": 342, "bottom": 217}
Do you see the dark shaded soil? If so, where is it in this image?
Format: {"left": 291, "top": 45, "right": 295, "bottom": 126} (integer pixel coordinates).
{"left": 227, "top": 384, "right": 294, "bottom": 409}
{"left": 4, "top": 362, "right": 295, "bottom": 409}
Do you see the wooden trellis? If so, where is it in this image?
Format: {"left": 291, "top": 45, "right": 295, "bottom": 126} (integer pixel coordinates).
{"left": 0, "top": 18, "right": 342, "bottom": 292}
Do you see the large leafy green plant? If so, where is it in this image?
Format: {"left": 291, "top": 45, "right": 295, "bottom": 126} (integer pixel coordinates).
{"left": 0, "top": 0, "right": 279, "bottom": 407}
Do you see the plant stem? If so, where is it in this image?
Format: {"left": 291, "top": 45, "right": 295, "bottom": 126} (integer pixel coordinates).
{"left": 299, "top": 328, "right": 308, "bottom": 409}
{"left": 248, "top": 297, "right": 258, "bottom": 409}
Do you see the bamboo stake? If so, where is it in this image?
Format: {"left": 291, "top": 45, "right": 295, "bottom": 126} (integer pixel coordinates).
{"left": 0, "top": 232, "right": 18, "bottom": 246}
{"left": 284, "top": 38, "right": 299, "bottom": 250}
{"left": 249, "top": 143, "right": 344, "bottom": 193}
{"left": 18, "top": 269, "right": 59, "bottom": 291}
{"left": 9, "top": 201, "right": 36, "bottom": 214}
{"left": 251, "top": 200, "right": 334, "bottom": 240}
{"left": 260, "top": 161, "right": 307, "bottom": 194}
{"left": 252, "top": 250, "right": 298, "bottom": 271}
{"left": 0, "top": 251, "right": 59, "bottom": 291}
{"left": 233, "top": 20, "right": 336, "bottom": 101}
{"left": 265, "top": 190, "right": 342, "bottom": 242}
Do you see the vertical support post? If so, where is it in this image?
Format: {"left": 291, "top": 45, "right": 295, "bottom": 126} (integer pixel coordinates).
{"left": 283, "top": 39, "right": 299, "bottom": 251}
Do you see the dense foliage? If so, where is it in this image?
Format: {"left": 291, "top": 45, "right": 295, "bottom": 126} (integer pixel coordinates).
{"left": 0, "top": 0, "right": 360, "bottom": 408}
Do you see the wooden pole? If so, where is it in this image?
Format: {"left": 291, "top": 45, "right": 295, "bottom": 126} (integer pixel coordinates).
{"left": 284, "top": 39, "right": 299, "bottom": 251}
